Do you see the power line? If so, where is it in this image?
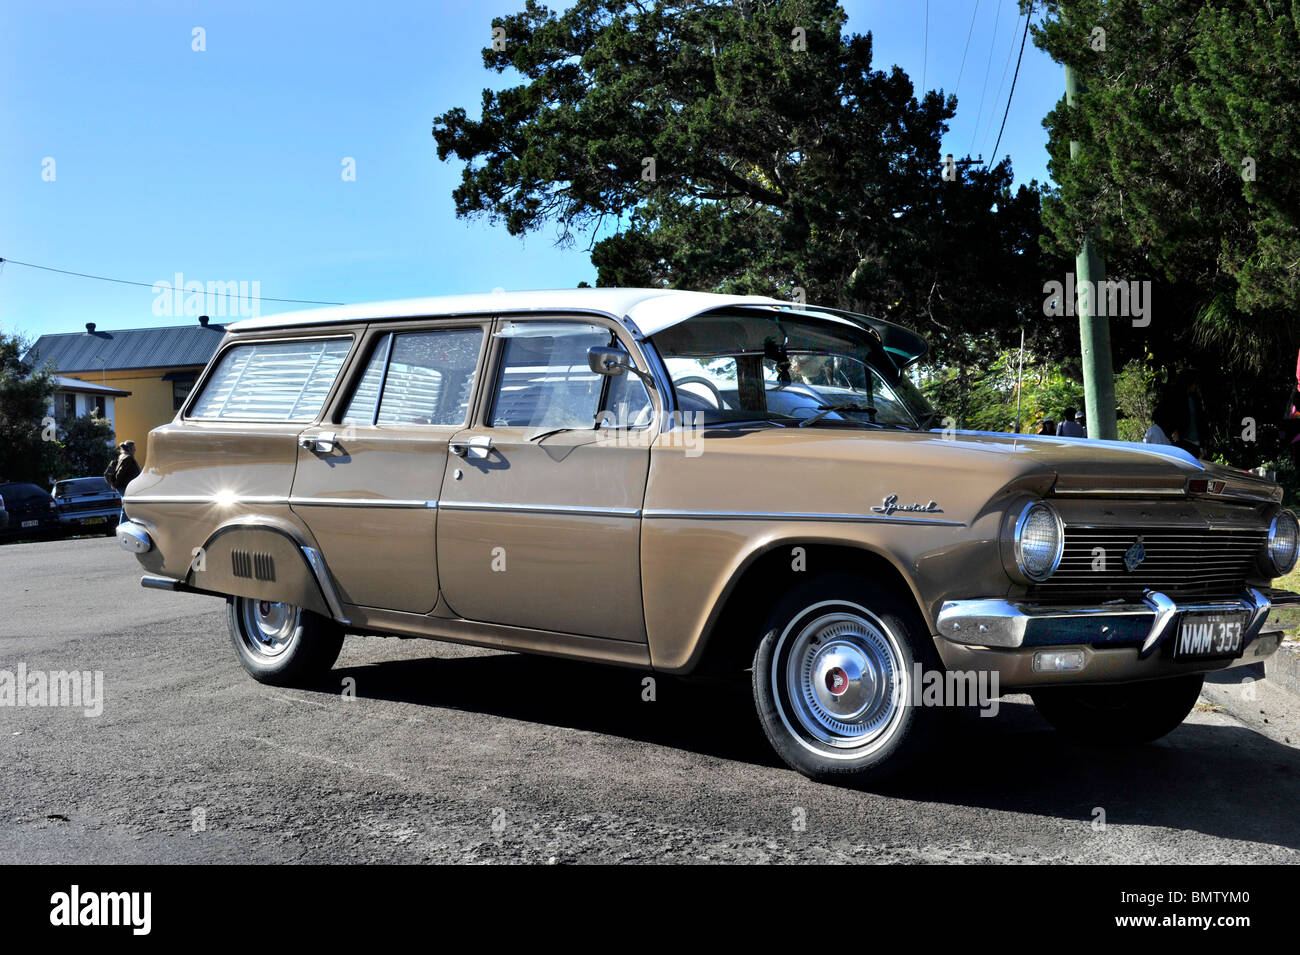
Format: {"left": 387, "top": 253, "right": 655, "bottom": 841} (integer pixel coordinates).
{"left": 966, "top": 0, "right": 1003, "bottom": 156}
{"left": 954, "top": 0, "right": 982, "bottom": 99}
{"left": 0, "top": 257, "right": 344, "bottom": 306}
{"left": 922, "top": 0, "right": 929, "bottom": 94}
{"left": 987, "top": 10, "right": 1033, "bottom": 167}
{"left": 979, "top": 6, "right": 1026, "bottom": 155}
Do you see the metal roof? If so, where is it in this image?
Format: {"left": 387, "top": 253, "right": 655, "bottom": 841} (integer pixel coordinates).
{"left": 227, "top": 289, "right": 928, "bottom": 363}
{"left": 51, "top": 375, "right": 131, "bottom": 397}
{"left": 25, "top": 323, "right": 227, "bottom": 373}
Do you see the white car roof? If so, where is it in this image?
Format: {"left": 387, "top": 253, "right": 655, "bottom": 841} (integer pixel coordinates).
{"left": 227, "top": 288, "right": 809, "bottom": 338}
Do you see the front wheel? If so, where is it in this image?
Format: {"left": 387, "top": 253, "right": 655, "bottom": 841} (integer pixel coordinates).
{"left": 1030, "top": 674, "right": 1204, "bottom": 745}
{"left": 752, "top": 573, "right": 942, "bottom": 784}
{"left": 227, "top": 597, "right": 345, "bottom": 686}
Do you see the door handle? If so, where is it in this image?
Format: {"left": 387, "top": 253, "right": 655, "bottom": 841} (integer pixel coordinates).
{"left": 450, "top": 435, "right": 493, "bottom": 459}
{"left": 298, "top": 431, "right": 338, "bottom": 454}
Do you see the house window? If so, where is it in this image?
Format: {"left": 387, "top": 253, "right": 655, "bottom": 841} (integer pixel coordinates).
{"left": 57, "top": 393, "right": 77, "bottom": 421}
{"left": 173, "top": 378, "right": 196, "bottom": 411}
{"left": 92, "top": 395, "right": 107, "bottom": 418}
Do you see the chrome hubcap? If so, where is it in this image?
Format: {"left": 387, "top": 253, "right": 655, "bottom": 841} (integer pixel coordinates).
{"left": 239, "top": 598, "right": 299, "bottom": 658}
{"left": 776, "top": 606, "right": 907, "bottom": 755}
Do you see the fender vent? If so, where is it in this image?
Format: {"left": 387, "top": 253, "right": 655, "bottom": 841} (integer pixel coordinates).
{"left": 232, "top": 550, "right": 276, "bottom": 581}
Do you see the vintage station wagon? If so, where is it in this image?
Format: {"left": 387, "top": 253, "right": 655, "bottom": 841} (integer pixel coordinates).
{"left": 117, "top": 289, "right": 1300, "bottom": 782}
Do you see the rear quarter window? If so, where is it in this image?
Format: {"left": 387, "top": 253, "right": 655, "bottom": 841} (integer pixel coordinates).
{"left": 188, "top": 338, "right": 352, "bottom": 422}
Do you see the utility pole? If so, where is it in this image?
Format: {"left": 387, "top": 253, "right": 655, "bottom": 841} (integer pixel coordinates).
{"left": 1064, "top": 58, "right": 1117, "bottom": 439}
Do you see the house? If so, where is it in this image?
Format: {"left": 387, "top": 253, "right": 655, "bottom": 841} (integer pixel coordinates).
{"left": 49, "top": 375, "right": 132, "bottom": 433}
{"left": 26, "top": 317, "right": 226, "bottom": 465}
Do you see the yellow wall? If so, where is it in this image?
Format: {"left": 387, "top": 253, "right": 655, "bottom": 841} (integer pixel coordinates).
{"left": 63, "top": 367, "right": 201, "bottom": 467}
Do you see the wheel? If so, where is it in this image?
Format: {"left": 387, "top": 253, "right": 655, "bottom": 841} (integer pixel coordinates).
{"left": 752, "top": 573, "right": 942, "bottom": 784}
{"left": 1030, "top": 674, "right": 1204, "bottom": 745}
{"left": 227, "top": 596, "right": 345, "bottom": 686}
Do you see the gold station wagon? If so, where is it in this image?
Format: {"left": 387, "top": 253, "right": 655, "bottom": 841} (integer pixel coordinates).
{"left": 117, "top": 289, "right": 1300, "bottom": 782}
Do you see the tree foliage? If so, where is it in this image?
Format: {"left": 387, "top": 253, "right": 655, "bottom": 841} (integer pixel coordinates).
{"left": 0, "top": 331, "right": 58, "bottom": 485}
{"left": 1034, "top": 0, "right": 1300, "bottom": 372}
{"left": 434, "top": 0, "right": 1058, "bottom": 366}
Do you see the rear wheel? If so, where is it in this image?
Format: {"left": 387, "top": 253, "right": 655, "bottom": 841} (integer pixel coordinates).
{"left": 1030, "top": 675, "right": 1204, "bottom": 745}
{"left": 227, "top": 596, "right": 344, "bottom": 686}
{"left": 752, "top": 573, "right": 942, "bottom": 783}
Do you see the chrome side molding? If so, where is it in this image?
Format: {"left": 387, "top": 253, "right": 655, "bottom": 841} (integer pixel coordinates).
{"left": 301, "top": 546, "right": 350, "bottom": 625}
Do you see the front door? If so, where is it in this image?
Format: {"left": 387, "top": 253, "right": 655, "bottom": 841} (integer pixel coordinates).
{"left": 291, "top": 322, "right": 488, "bottom": 613}
{"left": 435, "top": 317, "right": 657, "bottom": 643}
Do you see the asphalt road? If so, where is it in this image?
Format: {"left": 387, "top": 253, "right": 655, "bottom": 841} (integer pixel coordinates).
{"left": 2, "top": 536, "right": 1300, "bottom": 864}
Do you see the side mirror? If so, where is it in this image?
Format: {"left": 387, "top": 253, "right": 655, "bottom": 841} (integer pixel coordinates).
{"left": 588, "top": 346, "right": 633, "bottom": 377}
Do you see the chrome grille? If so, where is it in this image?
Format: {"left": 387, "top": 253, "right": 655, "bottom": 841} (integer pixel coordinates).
{"left": 1031, "top": 525, "right": 1267, "bottom": 599}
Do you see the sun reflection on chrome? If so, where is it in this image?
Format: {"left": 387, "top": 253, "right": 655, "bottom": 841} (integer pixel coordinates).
{"left": 213, "top": 489, "right": 238, "bottom": 508}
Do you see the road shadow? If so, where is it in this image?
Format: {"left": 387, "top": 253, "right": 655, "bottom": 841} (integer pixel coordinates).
{"left": 327, "top": 649, "right": 1300, "bottom": 852}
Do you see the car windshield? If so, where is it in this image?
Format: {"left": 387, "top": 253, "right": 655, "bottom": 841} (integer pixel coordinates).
{"left": 650, "top": 309, "right": 935, "bottom": 429}
{"left": 53, "top": 478, "right": 112, "bottom": 497}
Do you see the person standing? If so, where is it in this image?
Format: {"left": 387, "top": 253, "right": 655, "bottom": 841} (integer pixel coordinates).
{"left": 1056, "top": 408, "right": 1086, "bottom": 438}
{"left": 1154, "top": 377, "right": 1209, "bottom": 459}
{"left": 105, "top": 440, "right": 141, "bottom": 520}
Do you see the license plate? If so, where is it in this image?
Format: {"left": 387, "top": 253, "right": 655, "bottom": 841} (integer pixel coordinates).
{"left": 81, "top": 516, "right": 105, "bottom": 525}
{"left": 1173, "top": 612, "right": 1246, "bottom": 659}
{"left": 21, "top": 520, "right": 37, "bottom": 528}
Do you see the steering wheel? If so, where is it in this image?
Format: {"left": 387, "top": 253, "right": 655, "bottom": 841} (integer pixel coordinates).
{"left": 674, "top": 376, "right": 726, "bottom": 409}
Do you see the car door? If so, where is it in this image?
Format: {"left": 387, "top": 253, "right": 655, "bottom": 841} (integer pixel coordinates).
{"left": 291, "top": 321, "right": 489, "bottom": 614}
{"left": 435, "top": 316, "right": 658, "bottom": 643}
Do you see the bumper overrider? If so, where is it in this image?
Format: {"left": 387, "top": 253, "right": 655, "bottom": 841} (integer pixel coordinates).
{"left": 935, "top": 588, "right": 1300, "bottom": 689}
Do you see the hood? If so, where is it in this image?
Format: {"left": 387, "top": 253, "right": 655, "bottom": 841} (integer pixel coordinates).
{"left": 665, "top": 425, "right": 1282, "bottom": 517}
{"left": 944, "top": 430, "right": 1279, "bottom": 502}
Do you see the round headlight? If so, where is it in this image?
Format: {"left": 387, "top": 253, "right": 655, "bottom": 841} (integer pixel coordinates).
{"left": 1267, "top": 509, "right": 1299, "bottom": 576}
{"left": 1014, "top": 501, "right": 1064, "bottom": 582}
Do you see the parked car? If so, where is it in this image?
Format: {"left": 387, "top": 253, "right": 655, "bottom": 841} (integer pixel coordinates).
{"left": 51, "top": 476, "right": 122, "bottom": 535}
{"left": 0, "top": 482, "right": 62, "bottom": 540}
{"left": 116, "top": 289, "right": 1300, "bottom": 783}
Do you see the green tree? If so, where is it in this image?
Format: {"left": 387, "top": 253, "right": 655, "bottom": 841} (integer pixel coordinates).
{"left": 0, "top": 331, "right": 58, "bottom": 484}
{"left": 1033, "top": 0, "right": 1300, "bottom": 371}
{"left": 434, "top": 0, "right": 1057, "bottom": 367}
{"left": 53, "top": 413, "right": 116, "bottom": 480}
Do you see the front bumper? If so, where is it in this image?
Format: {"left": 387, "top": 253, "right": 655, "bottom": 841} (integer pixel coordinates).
{"left": 935, "top": 588, "right": 1300, "bottom": 689}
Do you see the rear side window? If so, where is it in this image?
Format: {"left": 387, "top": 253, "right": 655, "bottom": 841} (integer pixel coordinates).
{"left": 189, "top": 338, "right": 352, "bottom": 421}
{"left": 341, "top": 328, "right": 483, "bottom": 427}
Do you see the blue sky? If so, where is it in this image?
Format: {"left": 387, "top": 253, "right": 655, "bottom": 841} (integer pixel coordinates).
{"left": 0, "top": 1, "right": 1063, "bottom": 339}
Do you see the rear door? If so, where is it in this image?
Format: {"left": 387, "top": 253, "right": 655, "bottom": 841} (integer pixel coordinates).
{"left": 435, "top": 316, "right": 658, "bottom": 642}
{"left": 291, "top": 320, "right": 489, "bottom": 613}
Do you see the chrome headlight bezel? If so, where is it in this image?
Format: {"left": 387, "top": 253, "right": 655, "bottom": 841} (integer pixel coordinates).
{"left": 1265, "top": 508, "right": 1300, "bottom": 577}
{"left": 1010, "top": 500, "right": 1065, "bottom": 583}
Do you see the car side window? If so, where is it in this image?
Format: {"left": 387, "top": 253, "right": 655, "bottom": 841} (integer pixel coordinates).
{"left": 189, "top": 338, "right": 352, "bottom": 422}
{"left": 341, "top": 328, "right": 483, "bottom": 427}
{"left": 490, "top": 322, "right": 649, "bottom": 430}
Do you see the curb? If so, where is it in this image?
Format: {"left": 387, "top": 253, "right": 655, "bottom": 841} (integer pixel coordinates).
{"left": 1266, "top": 641, "right": 1300, "bottom": 698}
